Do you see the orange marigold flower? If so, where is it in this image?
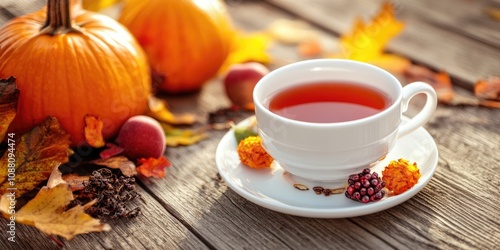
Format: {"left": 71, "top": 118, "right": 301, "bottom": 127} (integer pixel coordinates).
{"left": 237, "top": 136, "right": 274, "bottom": 169}
{"left": 382, "top": 158, "right": 421, "bottom": 195}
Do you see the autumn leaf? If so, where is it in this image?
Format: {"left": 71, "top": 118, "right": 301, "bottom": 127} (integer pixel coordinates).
{"left": 46, "top": 166, "right": 65, "bottom": 188}
{"left": 475, "top": 76, "right": 500, "bottom": 101}
{"left": 218, "top": 31, "right": 272, "bottom": 74}
{"left": 366, "top": 54, "right": 411, "bottom": 75}
{"left": 161, "top": 123, "right": 209, "bottom": 147}
{"left": 432, "top": 72, "right": 456, "bottom": 104}
{"left": 146, "top": 96, "right": 197, "bottom": 125}
{"left": 486, "top": 7, "right": 500, "bottom": 21}
{"left": 337, "top": 2, "right": 404, "bottom": 60}
{"left": 100, "top": 143, "right": 124, "bottom": 159}
{"left": 136, "top": 156, "right": 171, "bottom": 178}
{"left": 84, "top": 114, "right": 105, "bottom": 148}
{"left": 91, "top": 156, "right": 137, "bottom": 177}
{"left": 297, "top": 39, "right": 323, "bottom": 58}
{"left": 62, "top": 174, "right": 89, "bottom": 191}
{"left": 0, "top": 117, "right": 74, "bottom": 197}
{"left": 0, "top": 183, "right": 110, "bottom": 240}
{"left": 0, "top": 76, "right": 19, "bottom": 142}
{"left": 404, "top": 65, "right": 455, "bottom": 104}
{"left": 331, "top": 2, "right": 409, "bottom": 73}
{"left": 404, "top": 66, "right": 500, "bottom": 108}
{"left": 47, "top": 167, "right": 88, "bottom": 191}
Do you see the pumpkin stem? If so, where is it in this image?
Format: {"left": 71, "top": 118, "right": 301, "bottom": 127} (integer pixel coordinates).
{"left": 40, "top": 0, "right": 81, "bottom": 35}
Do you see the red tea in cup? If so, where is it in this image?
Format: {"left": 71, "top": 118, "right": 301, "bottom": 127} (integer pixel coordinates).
{"left": 268, "top": 82, "right": 391, "bottom": 123}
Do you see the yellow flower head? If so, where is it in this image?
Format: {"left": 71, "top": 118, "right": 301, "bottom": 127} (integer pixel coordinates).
{"left": 382, "top": 158, "right": 421, "bottom": 195}
{"left": 237, "top": 136, "right": 273, "bottom": 169}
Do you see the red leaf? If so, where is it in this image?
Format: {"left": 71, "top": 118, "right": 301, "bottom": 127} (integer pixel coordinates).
{"left": 100, "top": 143, "right": 124, "bottom": 159}
{"left": 136, "top": 156, "right": 171, "bottom": 178}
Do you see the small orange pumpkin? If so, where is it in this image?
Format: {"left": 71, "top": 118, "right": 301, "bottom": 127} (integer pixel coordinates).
{"left": 118, "top": 0, "right": 234, "bottom": 93}
{"left": 0, "top": 0, "right": 151, "bottom": 146}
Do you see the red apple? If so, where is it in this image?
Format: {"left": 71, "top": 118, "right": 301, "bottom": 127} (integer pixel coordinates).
{"left": 116, "top": 115, "right": 166, "bottom": 159}
{"left": 223, "top": 62, "right": 269, "bottom": 109}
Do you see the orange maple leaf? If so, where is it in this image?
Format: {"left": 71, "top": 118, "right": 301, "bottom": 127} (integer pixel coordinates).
{"left": 0, "top": 76, "right": 19, "bottom": 142}
{"left": 475, "top": 76, "right": 500, "bottom": 101}
{"left": 84, "top": 114, "right": 105, "bottom": 148}
{"left": 136, "top": 156, "right": 171, "bottom": 178}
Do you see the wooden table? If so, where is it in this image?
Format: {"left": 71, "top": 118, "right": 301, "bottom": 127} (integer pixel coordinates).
{"left": 1, "top": 0, "right": 499, "bottom": 249}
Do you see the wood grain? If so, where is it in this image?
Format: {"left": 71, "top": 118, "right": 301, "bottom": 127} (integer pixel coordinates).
{"left": 263, "top": 0, "right": 500, "bottom": 88}
{"left": 1, "top": 184, "right": 209, "bottom": 250}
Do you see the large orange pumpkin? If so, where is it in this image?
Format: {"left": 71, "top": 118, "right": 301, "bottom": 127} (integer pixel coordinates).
{"left": 0, "top": 0, "right": 151, "bottom": 146}
{"left": 118, "top": 0, "right": 234, "bottom": 93}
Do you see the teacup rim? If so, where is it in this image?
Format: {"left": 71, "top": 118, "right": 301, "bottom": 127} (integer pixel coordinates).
{"left": 253, "top": 59, "right": 403, "bottom": 127}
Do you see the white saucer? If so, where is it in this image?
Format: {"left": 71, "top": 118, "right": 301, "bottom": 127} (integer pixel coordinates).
{"left": 215, "top": 116, "right": 438, "bottom": 218}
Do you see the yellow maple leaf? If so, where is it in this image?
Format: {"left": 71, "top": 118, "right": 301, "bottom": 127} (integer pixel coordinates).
{"left": 0, "top": 117, "right": 74, "bottom": 197}
{"left": 146, "top": 96, "right": 197, "bottom": 125}
{"left": 0, "top": 183, "right": 110, "bottom": 240}
{"left": 332, "top": 2, "right": 409, "bottom": 73}
{"left": 160, "top": 123, "right": 209, "bottom": 147}
{"left": 218, "top": 31, "right": 272, "bottom": 75}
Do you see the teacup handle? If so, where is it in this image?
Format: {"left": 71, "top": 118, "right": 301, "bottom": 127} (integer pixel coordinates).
{"left": 398, "top": 81, "right": 438, "bottom": 137}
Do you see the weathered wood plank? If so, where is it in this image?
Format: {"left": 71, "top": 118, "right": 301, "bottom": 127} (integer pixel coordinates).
{"left": 401, "top": 0, "right": 500, "bottom": 48}
{"left": 0, "top": 185, "right": 210, "bottom": 250}
{"left": 0, "top": 0, "right": 44, "bottom": 18}
{"left": 263, "top": 0, "right": 500, "bottom": 88}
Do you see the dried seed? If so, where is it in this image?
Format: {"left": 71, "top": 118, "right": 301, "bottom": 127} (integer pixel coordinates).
{"left": 323, "top": 188, "right": 332, "bottom": 196}
{"left": 329, "top": 187, "right": 345, "bottom": 195}
{"left": 293, "top": 184, "right": 309, "bottom": 191}
{"left": 313, "top": 186, "right": 324, "bottom": 195}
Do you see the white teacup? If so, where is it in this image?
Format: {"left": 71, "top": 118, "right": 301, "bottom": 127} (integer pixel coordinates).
{"left": 253, "top": 59, "right": 437, "bottom": 182}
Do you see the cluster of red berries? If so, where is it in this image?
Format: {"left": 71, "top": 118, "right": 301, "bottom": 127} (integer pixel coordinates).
{"left": 345, "top": 168, "right": 386, "bottom": 203}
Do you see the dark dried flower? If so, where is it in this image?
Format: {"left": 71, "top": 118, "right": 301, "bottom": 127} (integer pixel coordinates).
{"left": 69, "top": 168, "right": 143, "bottom": 221}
